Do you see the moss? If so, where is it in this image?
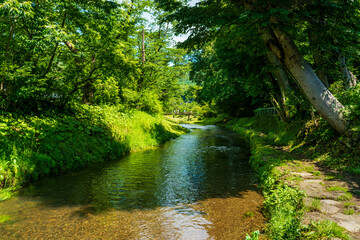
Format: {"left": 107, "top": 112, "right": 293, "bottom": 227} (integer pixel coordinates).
{"left": 243, "top": 211, "right": 255, "bottom": 218}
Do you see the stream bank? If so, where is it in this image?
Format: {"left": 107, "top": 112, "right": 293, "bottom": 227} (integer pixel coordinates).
{"left": 223, "top": 117, "right": 358, "bottom": 239}
{"left": 0, "top": 105, "right": 188, "bottom": 200}
{"left": 0, "top": 124, "right": 265, "bottom": 239}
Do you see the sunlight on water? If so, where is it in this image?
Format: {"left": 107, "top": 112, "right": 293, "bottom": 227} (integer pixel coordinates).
{"left": 0, "top": 125, "right": 265, "bottom": 239}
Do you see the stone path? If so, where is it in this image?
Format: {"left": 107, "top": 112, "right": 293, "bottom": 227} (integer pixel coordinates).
{"left": 279, "top": 160, "right": 360, "bottom": 239}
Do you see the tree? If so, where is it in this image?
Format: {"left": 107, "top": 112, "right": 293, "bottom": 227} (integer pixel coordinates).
{"left": 156, "top": 0, "right": 355, "bottom": 133}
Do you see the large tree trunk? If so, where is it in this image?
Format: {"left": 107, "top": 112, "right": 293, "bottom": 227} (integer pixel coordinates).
{"left": 262, "top": 27, "right": 348, "bottom": 134}
{"left": 339, "top": 53, "right": 357, "bottom": 89}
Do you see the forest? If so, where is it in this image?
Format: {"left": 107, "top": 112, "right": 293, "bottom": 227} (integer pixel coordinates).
{"left": 1, "top": 0, "right": 360, "bottom": 239}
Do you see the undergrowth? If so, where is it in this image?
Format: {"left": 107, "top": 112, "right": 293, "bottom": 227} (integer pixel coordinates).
{"left": 225, "top": 117, "right": 350, "bottom": 239}
{"left": 228, "top": 119, "right": 304, "bottom": 239}
{"left": 0, "top": 104, "right": 187, "bottom": 200}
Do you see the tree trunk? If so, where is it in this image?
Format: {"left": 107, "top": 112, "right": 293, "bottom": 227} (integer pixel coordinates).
{"left": 262, "top": 27, "right": 348, "bottom": 134}
{"left": 142, "top": 28, "right": 146, "bottom": 64}
{"left": 139, "top": 28, "right": 146, "bottom": 89}
{"left": 339, "top": 53, "right": 357, "bottom": 89}
{"left": 266, "top": 51, "right": 293, "bottom": 117}
{"left": 44, "top": 12, "right": 67, "bottom": 76}
{"left": 267, "top": 72, "right": 288, "bottom": 123}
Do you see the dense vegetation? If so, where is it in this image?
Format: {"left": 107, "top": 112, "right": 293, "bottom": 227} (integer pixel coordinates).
{"left": 226, "top": 117, "right": 352, "bottom": 240}
{"left": 0, "top": 0, "right": 197, "bottom": 196}
{"left": 156, "top": 0, "right": 360, "bottom": 134}
{"left": 153, "top": 0, "right": 360, "bottom": 167}
{"left": 2, "top": 0, "right": 360, "bottom": 238}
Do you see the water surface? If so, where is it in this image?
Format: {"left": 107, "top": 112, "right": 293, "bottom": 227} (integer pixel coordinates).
{"left": 0, "top": 124, "right": 265, "bottom": 239}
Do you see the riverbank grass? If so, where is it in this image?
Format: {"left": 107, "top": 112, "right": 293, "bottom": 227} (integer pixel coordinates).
{"left": 225, "top": 117, "right": 351, "bottom": 239}
{"left": 0, "top": 105, "right": 188, "bottom": 199}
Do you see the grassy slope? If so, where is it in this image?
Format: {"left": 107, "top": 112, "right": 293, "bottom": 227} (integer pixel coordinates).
{"left": 223, "top": 116, "right": 351, "bottom": 239}
{"left": 0, "top": 105, "right": 188, "bottom": 200}
{"left": 226, "top": 117, "right": 303, "bottom": 239}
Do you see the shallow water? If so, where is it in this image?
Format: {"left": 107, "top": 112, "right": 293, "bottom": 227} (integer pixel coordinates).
{"left": 0, "top": 124, "right": 265, "bottom": 239}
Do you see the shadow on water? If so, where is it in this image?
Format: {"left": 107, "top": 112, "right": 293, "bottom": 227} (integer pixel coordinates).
{"left": 14, "top": 125, "right": 258, "bottom": 214}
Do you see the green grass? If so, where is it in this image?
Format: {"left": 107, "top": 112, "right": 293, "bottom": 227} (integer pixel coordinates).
{"left": 225, "top": 117, "right": 354, "bottom": 240}
{"left": 302, "top": 220, "right": 351, "bottom": 240}
{"left": 344, "top": 202, "right": 356, "bottom": 207}
{"left": 343, "top": 209, "right": 355, "bottom": 215}
{"left": 0, "top": 105, "right": 188, "bottom": 197}
{"left": 327, "top": 186, "right": 348, "bottom": 192}
{"left": 227, "top": 120, "right": 304, "bottom": 239}
{"left": 245, "top": 230, "right": 260, "bottom": 240}
{"left": 336, "top": 192, "right": 353, "bottom": 202}
{"left": 307, "top": 198, "right": 322, "bottom": 212}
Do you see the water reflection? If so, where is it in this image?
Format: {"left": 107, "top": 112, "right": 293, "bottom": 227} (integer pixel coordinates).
{"left": 21, "top": 125, "right": 254, "bottom": 211}
{"left": 0, "top": 125, "right": 266, "bottom": 240}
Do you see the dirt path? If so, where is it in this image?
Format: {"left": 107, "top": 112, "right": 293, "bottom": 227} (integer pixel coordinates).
{"left": 278, "top": 155, "right": 360, "bottom": 239}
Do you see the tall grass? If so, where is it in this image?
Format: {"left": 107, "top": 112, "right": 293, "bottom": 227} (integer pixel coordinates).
{"left": 0, "top": 105, "right": 187, "bottom": 199}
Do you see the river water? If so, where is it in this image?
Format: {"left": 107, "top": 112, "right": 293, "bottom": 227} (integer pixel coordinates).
{"left": 0, "top": 124, "right": 265, "bottom": 239}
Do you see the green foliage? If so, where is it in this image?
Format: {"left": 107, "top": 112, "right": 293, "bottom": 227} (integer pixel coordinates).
{"left": 343, "top": 209, "right": 355, "bottom": 215}
{"left": 344, "top": 202, "right": 356, "bottom": 208}
{"left": 227, "top": 119, "right": 304, "bottom": 239}
{"left": 92, "top": 77, "right": 120, "bottom": 105}
{"left": 245, "top": 230, "right": 260, "bottom": 240}
{"left": 334, "top": 84, "right": 360, "bottom": 122}
{"left": 263, "top": 184, "right": 304, "bottom": 239}
{"left": 336, "top": 192, "right": 353, "bottom": 202}
{"left": 156, "top": 0, "right": 360, "bottom": 133}
{"left": 0, "top": 0, "right": 191, "bottom": 114}
{"left": 226, "top": 116, "right": 357, "bottom": 239}
{"left": 307, "top": 198, "right": 322, "bottom": 212}
{"left": 302, "top": 221, "right": 351, "bottom": 240}
{"left": 0, "top": 106, "right": 187, "bottom": 193}
{"left": 326, "top": 186, "right": 348, "bottom": 192}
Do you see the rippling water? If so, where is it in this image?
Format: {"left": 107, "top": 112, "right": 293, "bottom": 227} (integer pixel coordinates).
{"left": 0, "top": 124, "right": 265, "bottom": 239}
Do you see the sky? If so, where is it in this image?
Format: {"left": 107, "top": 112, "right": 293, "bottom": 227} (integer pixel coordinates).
{"left": 141, "top": 0, "right": 200, "bottom": 43}
{"left": 173, "top": 0, "right": 199, "bottom": 42}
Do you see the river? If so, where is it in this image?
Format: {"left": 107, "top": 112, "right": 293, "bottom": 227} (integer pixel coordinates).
{"left": 0, "top": 124, "right": 265, "bottom": 239}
